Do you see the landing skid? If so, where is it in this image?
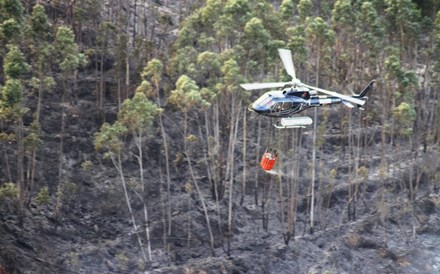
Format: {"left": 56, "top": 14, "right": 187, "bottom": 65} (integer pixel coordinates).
{"left": 274, "top": 116, "right": 313, "bottom": 129}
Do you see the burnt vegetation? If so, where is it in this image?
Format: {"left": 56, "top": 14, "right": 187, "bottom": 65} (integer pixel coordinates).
{"left": 0, "top": 0, "right": 439, "bottom": 273}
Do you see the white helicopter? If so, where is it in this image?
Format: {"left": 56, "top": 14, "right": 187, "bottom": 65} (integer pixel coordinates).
{"left": 241, "top": 48, "right": 375, "bottom": 128}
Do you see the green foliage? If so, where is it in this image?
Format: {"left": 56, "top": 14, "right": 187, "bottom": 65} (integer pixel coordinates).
{"left": 135, "top": 80, "right": 153, "bottom": 97}
{"left": 332, "top": 0, "right": 354, "bottom": 29}
{"left": 244, "top": 17, "right": 270, "bottom": 44}
{"left": 393, "top": 102, "right": 416, "bottom": 136}
{"left": 219, "top": 58, "right": 244, "bottom": 94}
{"left": 29, "top": 4, "right": 51, "bottom": 41}
{"left": 94, "top": 122, "right": 128, "bottom": 156}
{"left": 169, "top": 75, "right": 209, "bottom": 112}
{"left": 0, "top": 0, "right": 24, "bottom": 22}
{"left": 0, "top": 18, "right": 21, "bottom": 42}
{"left": 24, "top": 120, "right": 42, "bottom": 149}
{"left": 35, "top": 186, "right": 50, "bottom": 205}
{"left": 356, "top": 1, "right": 385, "bottom": 53}
{"left": 196, "top": 51, "right": 221, "bottom": 86}
{"left": 29, "top": 76, "right": 56, "bottom": 92}
{"left": 1, "top": 78, "right": 23, "bottom": 107}
{"left": 298, "top": 0, "right": 313, "bottom": 20}
{"left": 4, "top": 44, "right": 29, "bottom": 79}
{"left": 306, "top": 16, "right": 335, "bottom": 45}
{"left": 384, "top": 0, "right": 422, "bottom": 36}
{"left": 169, "top": 46, "right": 198, "bottom": 79}
{"left": 393, "top": 102, "right": 416, "bottom": 122}
{"left": 384, "top": 53, "right": 418, "bottom": 100}
{"left": 186, "top": 134, "right": 198, "bottom": 143}
{"left": 81, "top": 160, "right": 93, "bottom": 170}
{"left": 141, "top": 59, "right": 163, "bottom": 82}
{"left": 118, "top": 92, "right": 159, "bottom": 136}
{"left": 280, "top": 0, "right": 295, "bottom": 21}
{"left": 0, "top": 132, "right": 15, "bottom": 141}
{"left": 0, "top": 0, "right": 24, "bottom": 43}
{"left": 0, "top": 182, "right": 18, "bottom": 200}
{"left": 55, "top": 26, "right": 87, "bottom": 72}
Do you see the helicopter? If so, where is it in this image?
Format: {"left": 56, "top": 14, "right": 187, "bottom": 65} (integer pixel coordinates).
{"left": 241, "top": 48, "right": 375, "bottom": 128}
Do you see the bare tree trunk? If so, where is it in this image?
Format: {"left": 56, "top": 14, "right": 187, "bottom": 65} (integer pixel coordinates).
{"left": 240, "top": 109, "right": 247, "bottom": 206}
{"left": 184, "top": 112, "right": 215, "bottom": 256}
{"left": 17, "top": 114, "right": 25, "bottom": 226}
{"left": 254, "top": 117, "right": 262, "bottom": 206}
{"left": 227, "top": 101, "right": 241, "bottom": 255}
{"left": 134, "top": 134, "right": 153, "bottom": 262}
{"left": 199, "top": 112, "right": 223, "bottom": 248}
{"left": 112, "top": 153, "right": 148, "bottom": 263}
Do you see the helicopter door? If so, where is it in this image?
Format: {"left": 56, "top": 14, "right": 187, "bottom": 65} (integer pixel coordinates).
{"left": 272, "top": 101, "right": 293, "bottom": 113}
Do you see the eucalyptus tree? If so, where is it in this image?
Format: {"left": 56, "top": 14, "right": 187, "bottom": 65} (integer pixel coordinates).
{"left": 141, "top": 58, "right": 173, "bottom": 250}
{"left": 332, "top": 0, "right": 361, "bottom": 222}
{"left": 118, "top": 90, "right": 159, "bottom": 263}
{"left": 218, "top": 57, "right": 245, "bottom": 254}
{"left": 1, "top": 44, "right": 29, "bottom": 224}
{"left": 27, "top": 4, "right": 54, "bottom": 122}
{"left": 297, "top": 0, "right": 312, "bottom": 22}
{"left": 305, "top": 16, "right": 334, "bottom": 232}
{"left": 331, "top": 0, "right": 356, "bottom": 83}
{"left": 94, "top": 121, "right": 149, "bottom": 263}
{"left": 215, "top": 0, "right": 251, "bottom": 49}
{"left": 168, "top": 75, "right": 215, "bottom": 256}
{"left": 0, "top": 0, "right": 24, "bottom": 48}
{"left": 384, "top": 0, "right": 422, "bottom": 64}
{"left": 280, "top": 0, "right": 295, "bottom": 23}
{"left": 25, "top": 4, "right": 55, "bottom": 193}
{"left": 433, "top": 11, "right": 440, "bottom": 142}
{"left": 53, "top": 25, "right": 86, "bottom": 219}
{"left": 96, "top": 21, "right": 116, "bottom": 116}
{"left": 194, "top": 52, "right": 222, "bottom": 197}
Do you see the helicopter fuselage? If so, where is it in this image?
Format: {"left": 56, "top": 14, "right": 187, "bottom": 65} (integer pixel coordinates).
{"left": 249, "top": 88, "right": 344, "bottom": 118}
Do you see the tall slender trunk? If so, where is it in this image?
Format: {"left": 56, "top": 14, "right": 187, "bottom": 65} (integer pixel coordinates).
{"left": 135, "top": 135, "right": 152, "bottom": 262}
{"left": 112, "top": 152, "right": 148, "bottom": 263}
{"left": 17, "top": 114, "right": 25, "bottom": 225}
{"left": 227, "top": 100, "right": 241, "bottom": 255}
{"left": 183, "top": 111, "right": 215, "bottom": 256}
{"left": 154, "top": 79, "right": 172, "bottom": 247}
{"left": 240, "top": 109, "right": 247, "bottom": 205}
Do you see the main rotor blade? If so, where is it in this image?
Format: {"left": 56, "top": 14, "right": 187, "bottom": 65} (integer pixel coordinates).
{"left": 278, "top": 48, "right": 296, "bottom": 80}
{"left": 303, "top": 84, "right": 366, "bottom": 106}
{"left": 240, "top": 82, "right": 287, "bottom": 90}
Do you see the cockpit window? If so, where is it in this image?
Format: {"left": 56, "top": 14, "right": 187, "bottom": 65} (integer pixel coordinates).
{"left": 254, "top": 94, "right": 275, "bottom": 108}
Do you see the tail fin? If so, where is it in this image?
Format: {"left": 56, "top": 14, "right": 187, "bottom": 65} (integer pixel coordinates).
{"left": 353, "top": 80, "right": 375, "bottom": 110}
{"left": 357, "top": 80, "right": 375, "bottom": 98}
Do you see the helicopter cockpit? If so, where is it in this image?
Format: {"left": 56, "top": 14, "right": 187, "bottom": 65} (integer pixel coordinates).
{"left": 249, "top": 91, "right": 307, "bottom": 117}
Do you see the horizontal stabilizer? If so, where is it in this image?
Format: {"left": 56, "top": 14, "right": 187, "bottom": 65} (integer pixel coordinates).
{"left": 342, "top": 100, "right": 355, "bottom": 108}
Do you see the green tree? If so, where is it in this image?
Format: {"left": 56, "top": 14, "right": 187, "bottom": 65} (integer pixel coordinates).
{"left": 24, "top": 3, "right": 55, "bottom": 199}
{"left": 298, "top": 0, "right": 313, "bottom": 21}
{"left": 141, "top": 58, "right": 174, "bottom": 250}
{"left": 118, "top": 90, "right": 158, "bottom": 263}
{"left": 94, "top": 121, "right": 150, "bottom": 263}
{"left": 280, "top": 0, "right": 295, "bottom": 22}
{"left": 168, "top": 75, "right": 215, "bottom": 256}
{"left": 384, "top": 0, "right": 422, "bottom": 62}
{"left": 4, "top": 45, "right": 29, "bottom": 79}
{"left": 0, "top": 0, "right": 24, "bottom": 45}
{"left": 54, "top": 26, "right": 86, "bottom": 220}
{"left": 1, "top": 43, "right": 29, "bottom": 224}
{"left": 306, "top": 16, "right": 334, "bottom": 232}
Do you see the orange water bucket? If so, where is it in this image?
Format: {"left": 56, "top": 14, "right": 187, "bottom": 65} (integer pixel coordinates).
{"left": 260, "top": 151, "right": 277, "bottom": 171}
